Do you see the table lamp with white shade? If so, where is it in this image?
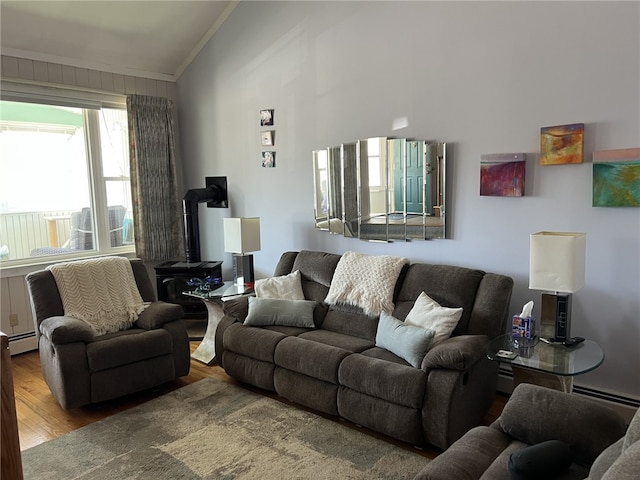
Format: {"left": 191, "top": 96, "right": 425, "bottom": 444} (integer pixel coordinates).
{"left": 223, "top": 217, "right": 261, "bottom": 289}
{"left": 529, "top": 231, "right": 586, "bottom": 341}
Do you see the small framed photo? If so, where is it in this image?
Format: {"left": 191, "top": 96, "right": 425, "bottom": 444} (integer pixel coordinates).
{"left": 262, "top": 151, "right": 276, "bottom": 168}
{"left": 260, "top": 109, "right": 274, "bottom": 126}
{"left": 261, "top": 130, "right": 274, "bottom": 146}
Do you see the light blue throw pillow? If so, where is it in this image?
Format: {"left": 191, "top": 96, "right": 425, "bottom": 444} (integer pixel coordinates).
{"left": 375, "top": 311, "right": 435, "bottom": 368}
{"left": 244, "top": 297, "right": 316, "bottom": 328}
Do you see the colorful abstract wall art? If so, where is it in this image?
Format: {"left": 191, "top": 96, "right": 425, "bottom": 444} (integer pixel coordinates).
{"left": 480, "top": 153, "right": 526, "bottom": 197}
{"left": 592, "top": 148, "right": 640, "bottom": 207}
{"left": 540, "top": 123, "right": 584, "bottom": 165}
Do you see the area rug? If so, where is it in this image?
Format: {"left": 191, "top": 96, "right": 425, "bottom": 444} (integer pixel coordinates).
{"left": 22, "top": 378, "right": 428, "bottom": 479}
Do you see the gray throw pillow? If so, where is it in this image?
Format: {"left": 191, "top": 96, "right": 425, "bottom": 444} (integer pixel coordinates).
{"left": 244, "top": 297, "right": 316, "bottom": 328}
{"left": 375, "top": 311, "right": 435, "bottom": 368}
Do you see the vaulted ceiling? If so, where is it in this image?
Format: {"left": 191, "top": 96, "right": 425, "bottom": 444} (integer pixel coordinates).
{"left": 0, "top": 1, "right": 238, "bottom": 81}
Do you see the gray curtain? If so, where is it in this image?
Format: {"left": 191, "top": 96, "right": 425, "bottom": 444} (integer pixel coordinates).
{"left": 127, "top": 95, "right": 183, "bottom": 262}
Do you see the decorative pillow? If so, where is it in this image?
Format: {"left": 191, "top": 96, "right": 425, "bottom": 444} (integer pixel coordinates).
{"left": 244, "top": 297, "right": 316, "bottom": 328}
{"left": 375, "top": 312, "right": 435, "bottom": 368}
{"left": 508, "top": 440, "right": 573, "bottom": 480}
{"left": 255, "top": 270, "right": 305, "bottom": 300}
{"left": 325, "top": 251, "right": 409, "bottom": 316}
{"left": 404, "top": 292, "right": 463, "bottom": 347}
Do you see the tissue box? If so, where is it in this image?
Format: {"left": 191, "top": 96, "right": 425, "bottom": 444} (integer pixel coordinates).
{"left": 512, "top": 315, "right": 535, "bottom": 339}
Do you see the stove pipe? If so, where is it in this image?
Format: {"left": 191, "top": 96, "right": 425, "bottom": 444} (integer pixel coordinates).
{"left": 182, "top": 178, "right": 228, "bottom": 263}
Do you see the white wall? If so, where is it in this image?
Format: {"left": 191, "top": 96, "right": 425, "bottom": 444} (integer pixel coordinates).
{"left": 176, "top": 1, "right": 640, "bottom": 399}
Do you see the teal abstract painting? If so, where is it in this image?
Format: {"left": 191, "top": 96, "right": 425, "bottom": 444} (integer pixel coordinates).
{"left": 592, "top": 148, "right": 640, "bottom": 207}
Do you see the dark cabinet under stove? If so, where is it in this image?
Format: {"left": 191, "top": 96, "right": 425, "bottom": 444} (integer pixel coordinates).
{"left": 154, "top": 261, "right": 223, "bottom": 319}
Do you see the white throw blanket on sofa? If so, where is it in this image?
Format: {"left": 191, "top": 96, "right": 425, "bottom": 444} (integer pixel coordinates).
{"left": 325, "top": 251, "right": 409, "bottom": 316}
{"left": 48, "top": 256, "right": 146, "bottom": 335}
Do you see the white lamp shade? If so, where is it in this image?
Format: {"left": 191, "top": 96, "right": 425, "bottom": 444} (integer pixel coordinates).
{"left": 529, "top": 231, "right": 586, "bottom": 293}
{"left": 223, "top": 217, "right": 261, "bottom": 253}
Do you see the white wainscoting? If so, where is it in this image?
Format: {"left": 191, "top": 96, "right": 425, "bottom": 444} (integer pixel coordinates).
{"left": 0, "top": 273, "right": 36, "bottom": 352}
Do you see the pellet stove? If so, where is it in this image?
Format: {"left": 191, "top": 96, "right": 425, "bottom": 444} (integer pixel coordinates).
{"left": 154, "top": 177, "right": 228, "bottom": 318}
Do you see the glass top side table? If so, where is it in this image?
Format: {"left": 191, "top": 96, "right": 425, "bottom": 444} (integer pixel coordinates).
{"left": 486, "top": 333, "right": 604, "bottom": 392}
{"left": 183, "top": 282, "right": 254, "bottom": 365}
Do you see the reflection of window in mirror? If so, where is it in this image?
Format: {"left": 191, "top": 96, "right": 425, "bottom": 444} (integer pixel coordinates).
{"left": 367, "top": 138, "right": 382, "bottom": 187}
{"left": 314, "top": 150, "right": 328, "bottom": 216}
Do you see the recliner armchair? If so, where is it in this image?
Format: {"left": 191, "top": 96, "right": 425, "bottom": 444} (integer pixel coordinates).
{"left": 414, "top": 383, "right": 637, "bottom": 480}
{"left": 26, "top": 258, "right": 190, "bottom": 409}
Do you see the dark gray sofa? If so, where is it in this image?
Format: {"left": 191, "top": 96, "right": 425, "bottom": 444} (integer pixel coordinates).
{"left": 215, "top": 250, "right": 514, "bottom": 449}
{"left": 25, "top": 259, "right": 191, "bottom": 409}
{"left": 414, "top": 383, "right": 637, "bottom": 480}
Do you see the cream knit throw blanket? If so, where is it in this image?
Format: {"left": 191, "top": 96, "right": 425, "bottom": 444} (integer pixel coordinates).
{"left": 48, "top": 257, "right": 146, "bottom": 335}
{"left": 325, "top": 251, "right": 409, "bottom": 316}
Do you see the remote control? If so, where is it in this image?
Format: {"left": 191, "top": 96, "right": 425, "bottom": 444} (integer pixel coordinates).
{"left": 496, "top": 350, "right": 518, "bottom": 359}
{"left": 563, "top": 337, "right": 585, "bottom": 347}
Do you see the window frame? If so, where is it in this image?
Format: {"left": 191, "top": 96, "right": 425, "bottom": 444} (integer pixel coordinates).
{"left": 0, "top": 81, "right": 135, "bottom": 271}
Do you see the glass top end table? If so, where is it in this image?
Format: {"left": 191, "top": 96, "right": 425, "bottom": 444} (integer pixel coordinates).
{"left": 183, "top": 282, "right": 254, "bottom": 365}
{"left": 486, "top": 334, "right": 604, "bottom": 392}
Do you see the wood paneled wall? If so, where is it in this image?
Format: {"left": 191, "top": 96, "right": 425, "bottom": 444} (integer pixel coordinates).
{"left": 1, "top": 55, "right": 177, "bottom": 100}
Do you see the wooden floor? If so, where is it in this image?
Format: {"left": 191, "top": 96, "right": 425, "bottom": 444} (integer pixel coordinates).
{"left": 11, "top": 340, "right": 509, "bottom": 459}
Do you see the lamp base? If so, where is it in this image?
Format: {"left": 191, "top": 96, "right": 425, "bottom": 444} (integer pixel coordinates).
{"left": 541, "top": 293, "right": 572, "bottom": 341}
{"left": 232, "top": 253, "right": 255, "bottom": 289}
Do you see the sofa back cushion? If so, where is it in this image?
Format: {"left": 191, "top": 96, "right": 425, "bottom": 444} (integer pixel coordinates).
{"left": 395, "top": 263, "right": 485, "bottom": 336}
{"left": 289, "top": 250, "right": 342, "bottom": 302}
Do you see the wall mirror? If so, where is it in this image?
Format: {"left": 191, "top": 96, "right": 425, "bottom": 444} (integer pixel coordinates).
{"left": 313, "top": 138, "right": 447, "bottom": 242}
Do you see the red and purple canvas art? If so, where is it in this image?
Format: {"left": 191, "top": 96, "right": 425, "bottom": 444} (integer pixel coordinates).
{"left": 480, "top": 153, "right": 526, "bottom": 197}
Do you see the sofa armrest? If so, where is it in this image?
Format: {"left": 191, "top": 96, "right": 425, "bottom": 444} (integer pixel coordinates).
{"left": 498, "top": 383, "right": 627, "bottom": 465}
{"left": 421, "top": 335, "right": 488, "bottom": 371}
{"left": 39, "top": 316, "right": 95, "bottom": 344}
{"left": 222, "top": 296, "right": 250, "bottom": 322}
{"left": 414, "top": 426, "right": 512, "bottom": 480}
{"left": 135, "top": 302, "right": 183, "bottom": 330}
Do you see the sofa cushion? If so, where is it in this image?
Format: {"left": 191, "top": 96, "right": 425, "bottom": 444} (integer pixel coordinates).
{"left": 375, "top": 312, "right": 435, "bottom": 368}
{"left": 244, "top": 297, "right": 316, "bottom": 328}
{"left": 298, "top": 329, "right": 374, "bottom": 352}
{"left": 223, "top": 322, "right": 286, "bottom": 363}
{"left": 86, "top": 328, "right": 171, "bottom": 372}
{"left": 404, "top": 292, "right": 462, "bottom": 346}
{"left": 320, "top": 308, "right": 379, "bottom": 341}
{"left": 274, "top": 336, "right": 351, "bottom": 384}
{"left": 396, "top": 263, "right": 485, "bottom": 335}
{"left": 255, "top": 270, "right": 305, "bottom": 300}
{"left": 361, "top": 346, "right": 411, "bottom": 366}
{"left": 291, "top": 250, "right": 341, "bottom": 302}
{"left": 338, "top": 353, "right": 427, "bottom": 408}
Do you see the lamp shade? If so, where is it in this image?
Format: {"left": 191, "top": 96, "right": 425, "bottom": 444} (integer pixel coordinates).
{"left": 529, "top": 231, "right": 586, "bottom": 293}
{"left": 223, "top": 217, "right": 261, "bottom": 254}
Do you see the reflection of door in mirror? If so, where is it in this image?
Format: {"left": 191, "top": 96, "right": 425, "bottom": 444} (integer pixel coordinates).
{"left": 313, "top": 149, "right": 329, "bottom": 231}
{"left": 406, "top": 141, "right": 424, "bottom": 215}
{"left": 388, "top": 138, "right": 406, "bottom": 241}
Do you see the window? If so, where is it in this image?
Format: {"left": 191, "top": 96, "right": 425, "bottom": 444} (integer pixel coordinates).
{"left": 0, "top": 97, "right": 134, "bottom": 266}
